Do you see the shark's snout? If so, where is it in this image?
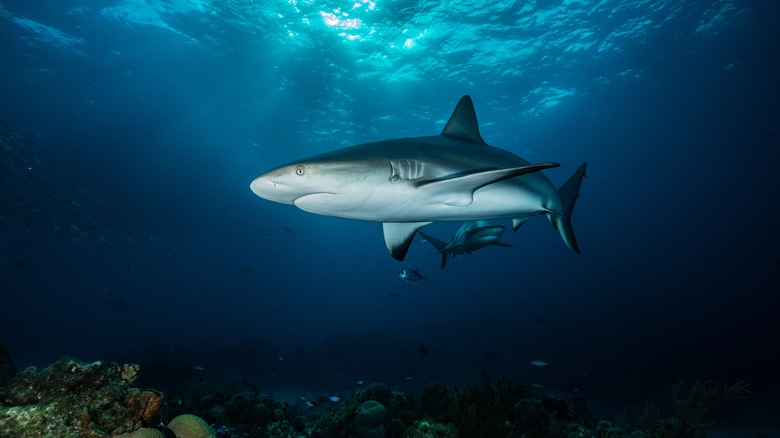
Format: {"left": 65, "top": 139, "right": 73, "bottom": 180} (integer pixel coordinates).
{"left": 250, "top": 175, "right": 279, "bottom": 200}
{"left": 250, "top": 173, "right": 304, "bottom": 205}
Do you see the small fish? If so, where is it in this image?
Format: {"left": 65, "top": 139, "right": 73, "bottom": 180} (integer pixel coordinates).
{"left": 529, "top": 360, "right": 549, "bottom": 367}
{"left": 532, "top": 383, "right": 545, "bottom": 389}
{"left": 193, "top": 366, "right": 205, "bottom": 371}
{"left": 277, "top": 356, "right": 285, "bottom": 361}
{"left": 282, "top": 226, "right": 295, "bottom": 235}
{"left": 306, "top": 401, "right": 316, "bottom": 407}
{"left": 399, "top": 268, "right": 428, "bottom": 283}
{"left": 355, "top": 379, "right": 365, "bottom": 386}
{"left": 329, "top": 396, "right": 340, "bottom": 403}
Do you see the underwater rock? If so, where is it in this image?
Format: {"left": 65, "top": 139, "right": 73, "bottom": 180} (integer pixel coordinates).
{"left": 0, "top": 341, "right": 16, "bottom": 387}
{"left": 356, "top": 382, "right": 393, "bottom": 405}
{"left": 420, "top": 383, "right": 449, "bottom": 422}
{"left": 165, "top": 413, "right": 216, "bottom": 438}
{"left": 0, "top": 357, "right": 163, "bottom": 437}
{"left": 355, "top": 400, "right": 388, "bottom": 438}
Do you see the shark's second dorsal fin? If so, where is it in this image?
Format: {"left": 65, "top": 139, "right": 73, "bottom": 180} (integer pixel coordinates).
{"left": 441, "top": 95, "right": 487, "bottom": 145}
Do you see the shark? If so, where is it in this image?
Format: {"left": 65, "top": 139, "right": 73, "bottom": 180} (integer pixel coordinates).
{"left": 250, "top": 95, "right": 587, "bottom": 261}
{"left": 418, "top": 221, "right": 512, "bottom": 269}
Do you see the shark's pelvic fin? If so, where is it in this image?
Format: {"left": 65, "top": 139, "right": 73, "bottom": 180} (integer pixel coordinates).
{"left": 383, "top": 222, "right": 433, "bottom": 261}
{"left": 512, "top": 215, "right": 535, "bottom": 231}
{"left": 552, "top": 162, "right": 588, "bottom": 253}
{"left": 417, "top": 231, "right": 451, "bottom": 269}
{"left": 419, "top": 163, "right": 560, "bottom": 207}
{"left": 441, "top": 95, "right": 487, "bottom": 145}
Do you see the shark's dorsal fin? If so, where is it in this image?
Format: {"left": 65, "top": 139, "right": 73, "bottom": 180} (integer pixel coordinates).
{"left": 383, "top": 222, "right": 432, "bottom": 261}
{"left": 441, "top": 95, "right": 487, "bottom": 145}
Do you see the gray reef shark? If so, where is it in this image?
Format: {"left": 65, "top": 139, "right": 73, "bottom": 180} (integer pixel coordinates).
{"left": 250, "top": 95, "right": 587, "bottom": 261}
{"left": 418, "top": 221, "right": 512, "bottom": 269}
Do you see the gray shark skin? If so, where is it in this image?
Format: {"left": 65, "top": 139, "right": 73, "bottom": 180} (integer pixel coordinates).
{"left": 418, "top": 220, "right": 512, "bottom": 269}
{"left": 250, "top": 95, "right": 587, "bottom": 261}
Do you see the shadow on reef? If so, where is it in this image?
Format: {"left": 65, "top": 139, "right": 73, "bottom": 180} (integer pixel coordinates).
{"left": 0, "top": 343, "right": 751, "bottom": 438}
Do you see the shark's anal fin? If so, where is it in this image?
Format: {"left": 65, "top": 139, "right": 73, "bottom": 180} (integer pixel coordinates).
{"left": 441, "top": 95, "right": 487, "bottom": 145}
{"left": 418, "top": 163, "right": 560, "bottom": 207}
{"left": 383, "top": 222, "right": 433, "bottom": 261}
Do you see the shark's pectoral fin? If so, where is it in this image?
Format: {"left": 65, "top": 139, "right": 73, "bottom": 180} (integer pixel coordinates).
{"left": 383, "top": 222, "right": 433, "bottom": 261}
{"left": 419, "top": 163, "right": 560, "bottom": 206}
{"left": 491, "top": 241, "right": 513, "bottom": 248}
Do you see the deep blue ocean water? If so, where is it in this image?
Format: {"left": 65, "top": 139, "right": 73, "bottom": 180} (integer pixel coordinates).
{"left": 1, "top": 0, "right": 778, "bottom": 433}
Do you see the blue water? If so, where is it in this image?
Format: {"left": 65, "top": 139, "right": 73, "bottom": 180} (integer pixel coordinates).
{"left": 1, "top": 0, "right": 778, "bottom": 431}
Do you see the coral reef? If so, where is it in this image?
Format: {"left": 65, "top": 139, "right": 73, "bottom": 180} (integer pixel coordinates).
{"left": 0, "top": 349, "right": 752, "bottom": 438}
{"left": 166, "top": 413, "right": 216, "bottom": 438}
{"left": 355, "top": 400, "right": 387, "bottom": 438}
{"left": 117, "top": 427, "right": 166, "bottom": 438}
{"left": 0, "top": 357, "right": 164, "bottom": 437}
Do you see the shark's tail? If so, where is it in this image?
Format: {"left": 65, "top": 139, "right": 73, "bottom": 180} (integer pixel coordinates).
{"left": 417, "top": 231, "right": 450, "bottom": 269}
{"left": 552, "top": 162, "right": 587, "bottom": 254}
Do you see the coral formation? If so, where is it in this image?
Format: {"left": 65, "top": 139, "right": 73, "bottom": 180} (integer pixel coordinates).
{"left": 126, "top": 388, "right": 165, "bottom": 425}
{"left": 355, "top": 400, "right": 388, "bottom": 438}
{"left": 0, "top": 357, "right": 163, "bottom": 437}
{"left": 122, "top": 363, "right": 141, "bottom": 385}
{"left": 166, "top": 413, "right": 216, "bottom": 438}
{"left": 356, "top": 383, "right": 394, "bottom": 405}
{"left": 407, "top": 418, "right": 457, "bottom": 438}
{"left": 117, "top": 427, "right": 166, "bottom": 438}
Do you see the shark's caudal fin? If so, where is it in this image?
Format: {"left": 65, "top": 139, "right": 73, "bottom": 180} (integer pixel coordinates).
{"left": 441, "top": 95, "right": 487, "bottom": 145}
{"left": 417, "top": 231, "right": 451, "bottom": 269}
{"left": 552, "top": 162, "right": 587, "bottom": 254}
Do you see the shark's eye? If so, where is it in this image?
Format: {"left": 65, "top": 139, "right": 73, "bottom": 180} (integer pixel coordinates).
{"left": 295, "top": 166, "right": 306, "bottom": 176}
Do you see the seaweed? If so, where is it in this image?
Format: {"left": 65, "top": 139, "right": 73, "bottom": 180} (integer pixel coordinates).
{"left": 636, "top": 380, "right": 751, "bottom": 438}
{"left": 669, "top": 380, "right": 751, "bottom": 438}
{"left": 446, "top": 368, "right": 537, "bottom": 438}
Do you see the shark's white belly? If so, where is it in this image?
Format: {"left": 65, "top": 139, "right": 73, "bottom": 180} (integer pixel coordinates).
{"left": 294, "top": 178, "right": 560, "bottom": 223}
